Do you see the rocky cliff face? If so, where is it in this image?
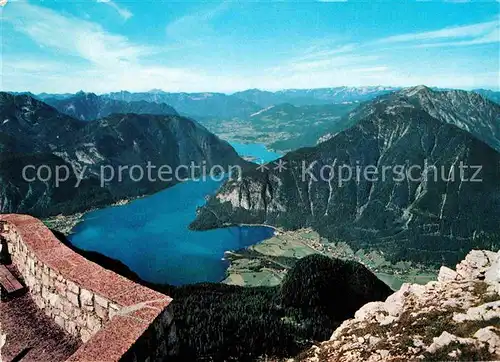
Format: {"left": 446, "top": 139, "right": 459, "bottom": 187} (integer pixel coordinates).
{"left": 297, "top": 249, "right": 500, "bottom": 362}
{"left": 0, "top": 92, "right": 245, "bottom": 217}
{"left": 191, "top": 87, "right": 500, "bottom": 267}
{"left": 44, "top": 92, "right": 178, "bottom": 121}
{"left": 320, "top": 86, "right": 500, "bottom": 152}
{"left": 400, "top": 86, "right": 500, "bottom": 152}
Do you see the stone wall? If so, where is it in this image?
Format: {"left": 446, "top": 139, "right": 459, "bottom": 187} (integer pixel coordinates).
{"left": 0, "top": 214, "right": 177, "bottom": 361}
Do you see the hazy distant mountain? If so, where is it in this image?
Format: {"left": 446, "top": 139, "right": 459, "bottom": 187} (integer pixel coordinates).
{"left": 44, "top": 91, "right": 178, "bottom": 121}
{"left": 198, "top": 102, "right": 357, "bottom": 152}
{"left": 106, "top": 90, "right": 260, "bottom": 119}
{"left": 8, "top": 91, "right": 74, "bottom": 101}
{"left": 233, "top": 86, "right": 400, "bottom": 107}
{"left": 37, "top": 92, "right": 75, "bottom": 101}
{"left": 473, "top": 89, "right": 500, "bottom": 105}
{"left": 0, "top": 92, "right": 245, "bottom": 217}
{"left": 192, "top": 86, "right": 500, "bottom": 266}
{"left": 249, "top": 103, "right": 358, "bottom": 151}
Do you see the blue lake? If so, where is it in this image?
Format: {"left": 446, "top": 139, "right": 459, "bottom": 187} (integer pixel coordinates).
{"left": 229, "top": 142, "right": 282, "bottom": 163}
{"left": 69, "top": 142, "right": 279, "bottom": 286}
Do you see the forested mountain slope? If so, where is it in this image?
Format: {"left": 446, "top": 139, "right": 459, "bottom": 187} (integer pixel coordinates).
{"left": 192, "top": 87, "right": 500, "bottom": 266}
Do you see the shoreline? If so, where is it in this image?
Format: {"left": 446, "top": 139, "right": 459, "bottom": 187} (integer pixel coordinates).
{"left": 46, "top": 211, "right": 436, "bottom": 291}
{"left": 43, "top": 198, "right": 132, "bottom": 235}
{"left": 44, "top": 204, "right": 437, "bottom": 292}
{"left": 221, "top": 227, "right": 438, "bottom": 290}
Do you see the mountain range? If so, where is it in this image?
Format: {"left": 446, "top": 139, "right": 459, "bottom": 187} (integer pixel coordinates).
{"left": 249, "top": 103, "right": 358, "bottom": 150}
{"left": 233, "top": 86, "right": 401, "bottom": 107}
{"left": 203, "top": 103, "right": 358, "bottom": 152}
{"left": 105, "top": 90, "right": 261, "bottom": 120}
{"left": 49, "top": 88, "right": 385, "bottom": 152}
{"left": 44, "top": 91, "right": 178, "bottom": 121}
{"left": 232, "top": 87, "right": 500, "bottom": 108}
{"left": 3, "top": 86, "right": 500, "bottom": 232}
{"left": 473, "top": 89, "right": 500, "bottom": 105}
{"left": 0, "top": 92, "right": 244, "bottom": 217}
{"left": 191, "top": 86, "right": 500, "bottom": 267}
{"left": 12, "top": 86, "right": 499, "bottom": 154}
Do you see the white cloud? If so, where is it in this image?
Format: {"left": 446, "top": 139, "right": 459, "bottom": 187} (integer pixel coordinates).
{"left": 376, "top": 19, "right": 499, "bottom": 46}
{"left": 6, "top": 2, "right": 147, "bottom": 67}
{"left": 165, "top": 2, "right": 229, "bottom": 44}
{"left": 258, "top": 17, "right": 499, "bottom": 92}
{"left": 266, "top": 16, "right": 499, "bottom": 91}
{"left": 3, "top": 59, "right": 69, "bottom": 73}
{"left": 296, "top": 44, "right": 358, "bottom": 62}
{"left": 279, "top": 55, "right": 380, "bottom": 72}
{"left": 3, "top": 2, "right": 498, "bottom": 93}
{"left": 3, "top": 58, "right": 212, "bottom": 93}
{"left": 3, "top": 2, "right": 203, "bottom": 93}
{"left": 3, "top": 50, "right": 498, "bottom": 93}
{"left": 97, "top": 0, "right": 133, "bottom": 21}
{"left": 414, "top": 26, "right": 499, "bottom": 48}
{"left": 351, "top": 66, "right": 389, "bottom": 73}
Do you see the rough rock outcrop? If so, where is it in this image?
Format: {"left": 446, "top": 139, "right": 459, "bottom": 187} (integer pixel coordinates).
{"left": 297, "top": 249, "right": 500, "bottom": 361}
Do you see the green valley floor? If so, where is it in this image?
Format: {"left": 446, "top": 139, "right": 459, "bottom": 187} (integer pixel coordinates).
{"left": 223, "top": 228, "right": 436, "bottom": 290}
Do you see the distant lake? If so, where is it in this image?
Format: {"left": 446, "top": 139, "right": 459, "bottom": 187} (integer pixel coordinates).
{"left": 69, "top": 142, "right": 279, "bottom": 285}
{"left": 229, "top": 142, "right": 282, "bottom": 163}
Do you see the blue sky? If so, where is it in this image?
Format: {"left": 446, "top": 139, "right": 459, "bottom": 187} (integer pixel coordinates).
{"left": 1, "top": 0, "right": 499, "bottom": 93}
